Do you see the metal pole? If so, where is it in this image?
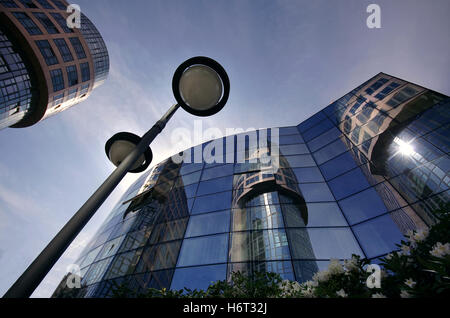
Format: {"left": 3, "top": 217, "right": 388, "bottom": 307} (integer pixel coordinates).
{"left": 3, "top": 104, "right": 180, "bottom": 298}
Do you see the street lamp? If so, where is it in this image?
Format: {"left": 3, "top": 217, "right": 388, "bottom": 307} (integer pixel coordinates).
{"left": 4, "top": 56, "right": 230, "bottom": 298}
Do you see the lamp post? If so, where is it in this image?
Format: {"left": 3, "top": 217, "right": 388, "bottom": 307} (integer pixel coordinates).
{"left": 3, "top": 56, "right": 230, "bottom": 298}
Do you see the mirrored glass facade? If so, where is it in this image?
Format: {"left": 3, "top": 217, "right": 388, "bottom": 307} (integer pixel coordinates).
{"left": 53, "top": 73, "right": 449, "bottom": 298}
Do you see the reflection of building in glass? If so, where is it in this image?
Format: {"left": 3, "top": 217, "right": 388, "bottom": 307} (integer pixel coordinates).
{"left": 229, "top": 146, "right": 318, "bottom": 280}
{"left": 53, "top": 73, "right": 449, "bottom": 297}
{"left": 0, "top": 0, "right": 109, "bottom": 130}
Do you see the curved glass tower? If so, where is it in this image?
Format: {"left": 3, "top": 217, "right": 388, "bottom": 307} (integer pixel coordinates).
{"left": 53, "top": 73, "right": 449, "bottom": 298}
{"left": 0, "top": 0, "right": 109, "bottom": 129}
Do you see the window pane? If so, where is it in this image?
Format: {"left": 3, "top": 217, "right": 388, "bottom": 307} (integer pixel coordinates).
{"left": 319, "top": 151, "right": 357, "bottom": 180}
{"left": 80, "top": 62, "right": 90, "bottom": 82}
{"left": 96, "top": 236, "right": 124, "bottom": 261}
{"left": 69, "top": 37, "right": 87, "bottom": 59}
{"left": 36, "top": 0, "right": 54, "bottom": 9}
{"left": 66, "top": 65, "right": 78, "bottom": 86}
{"left": 13, "top": 12, "right": 42, "bottom": 35}
{"left": 118, "top": 228, "right": 152, "bottom": 253}
{"left": 313, "top": 138, "right": 349, "bottom": 165}
{"left": 228, "top": 261, "right": 295, "bottom": 281}
{"left": 279, "top": 126, "right": 300, "bottom": 136}
{"left": 353, "top": 213, "right": 405, "bottom": 258}
{"left": 196, "top": 175, "right": 233, "bottom": 196}
{"left": 137, "top": 241, "right": 182, "bottom": 272}
{"left": 180, "top": 163, "right": 203, "bottom": 175}
{"left": 302, "top": 118, "right": 335, "bottom": 142}
{"left": 170, "top": 264, "right": 227, "bottom": 291}
{"left": 178, "top": 182, "right": 198, "bottom": 198}
{"left": 339, "top": 187, "right": 388, "bottom": 225}
{"left": 50, "top": 12, "right": 74, "bottom": 33}
{"left": 35, "top": 40, "right": 58, "bottom": 65}
{"left": 185, "top": 210, "right": 230, "bottom": 237}
{"left": 288, "top": 228, "right": 363, "bottom": 259}
{"left": 201, "top": 164, "right": 234, "bottom": 181}
{"left": 297, "top": 111, "right": 327, "bottom": 133}
{"left": 177, "top": 234, "right": 228, "bottom": 266}
{"left": 229, "top": 230, "right": 290, "bottom": 262}
{"left": 191, "top": 191, "right": 232, "bottom": 214}
{"left": 292, "top": 167, "right": 324, "bottom": 183}
{"left": 105, "top": 249, "right": 142, "bottom": 279}
{"left": 284, "top": 154, "right": 316, "bottom": 168}
{"left": 0, "top": 0, "right": 19, "bottom": 8}
{"left": 283, "top": 202, "right": 347, "bottom": 227}
{"left": 53, "top": 38, "right": 73, "bottom": 62}
{"left": 307, "top": 127, "right": 341, "bottom": 152}
{"left": 33, "top": 12, "right": 59, "bottom": 34}
{"left": 279, "top": 143, "right": 309, "bottom": 156}
{"left": 232, "top": 205, "right": 285, "bottom": 231}
{"left": 279, "top": 134, "right": 304, "bottom": 145}
{"left": 298, "top": 183, "right": 334, "bottom": 202}
{"left": 328, "top": 167, "right": 370, "bottom": 200}
{"left": 50, "top": 68, "right": 64, "bottom": 92}
{"left": 82, "top": 258, "right": 112, "bottom": 285}
{"left": 179, "top": 170, "right": 201, "bottom": 186}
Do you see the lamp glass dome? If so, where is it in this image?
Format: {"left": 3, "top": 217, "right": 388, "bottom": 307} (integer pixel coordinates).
{"left": 108, "top": 140, "right": 145, "bottom": 171}
{"left": 178, "top": 65, "right": 223, "bottom": 111}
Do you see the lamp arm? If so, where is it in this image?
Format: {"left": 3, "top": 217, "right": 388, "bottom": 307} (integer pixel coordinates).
{"left": 3, "top": 104, "right": 180, "bottom": 298}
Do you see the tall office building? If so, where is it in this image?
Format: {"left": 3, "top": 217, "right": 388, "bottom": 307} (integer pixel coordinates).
{"left": 53, "top": 73, "right": 449, "bottom": 298}
{"left": 0, "top": 0, "right": 109, "bottom": 130}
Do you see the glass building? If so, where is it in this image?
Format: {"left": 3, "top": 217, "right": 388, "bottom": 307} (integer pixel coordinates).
{"left": 53, "top": 73, "right": 449, "bottom": 297}
{"left": 0, "top": 0, "right": 109, "bottom": 130}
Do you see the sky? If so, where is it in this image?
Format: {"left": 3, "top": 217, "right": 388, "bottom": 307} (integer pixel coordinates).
{"left": 0, "top": 0, "right": 449, "bottom": 298}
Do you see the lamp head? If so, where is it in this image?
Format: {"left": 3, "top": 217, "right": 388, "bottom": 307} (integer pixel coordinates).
{"left": 105, "top": 132, "right": 152, "bottom": 173}
{"left": 172, "top": 56, "right": 230, "bottom": 117}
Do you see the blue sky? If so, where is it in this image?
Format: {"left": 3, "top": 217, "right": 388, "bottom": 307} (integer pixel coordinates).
{"left": 0, "top": 0, "right": 449, "bottom": 297}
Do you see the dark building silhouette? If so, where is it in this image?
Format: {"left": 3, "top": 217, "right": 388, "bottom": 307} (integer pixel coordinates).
{"left": 0, "top": 0, "right": 109, "bottom": 129}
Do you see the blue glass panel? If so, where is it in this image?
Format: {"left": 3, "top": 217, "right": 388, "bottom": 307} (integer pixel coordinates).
{"left": 307, "top": 127, "right": 341, "bottom": 152}
{"left": 185, "top": 210, "right": 230, "bottom": 237}
{"left": 229, "top": 230, "right": 290, "bottom": 262}
{"left": 313, "top": 138, "right": 349, "bottom": 165}
{"left": 228, "top": 261, "right": 295, "bottom": 281}
{"left": 181, "top": 182, "right": 198, "bottom": 198}
{"left": 288, "top": 228, "right": 363, "bottom": 259}
{"left": 177, "top": 234, "right": 228, "bottom": 266}
{"left": 179, "top": 170, "right": 201, "bottom": 186}
{"left": 180, "top": 163, "right": 203, "bottom": 175}
{"left": 408, "top": 100, "right": 450, "bottom": 136}
{"left": 170, "top": 264, "right": 227, "bottom": 291}
{"left": 279, "top": 126, "right": 300, "bottom": 136}
{"left": 279, "top": 134, "right": 304, "bottom": 145}
{"left": 292, "top": 167, "right": 324, "bottom": 183}
{"left": 339, "top": 187, "right": 388, "bottom": 225}
{"left": 298, "top": 183, "right": 334, "bottom": 202}
{"left": 319, "top": 151, "right": 357, "bottom": 180}
{"left": 328, "top": 167, "right": 370, "bottom": 200}
{"left": 352, "top": 213, "right": 405, "bottom": 258}
{"left": 279, "top": 143, "right": 309, "bottom": 155}
{"left": 424, "top": 124, "right": 450, "bottom": 154}
{"left": 306, "top": 202, "right": 347, "bottom": 226}
{"left": 388, "top": 156, "right": 450, "bottom": 203}
{"left": 191, "top": 191, "right": 232, "bottom": 214}
{"left": 201, "top": 164, "right": 234, "bottom": 181}
{"left": 196, "top": 176, "right": 233, "bottom": 196}
{"left": 302, "top": 118, "right": 335, "bottom": 142}
{"left": 297, "top": 111, "right": 327, "bottom": 133}
{"left": 284, "top": 154, "right": 316, "bottom": 168}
